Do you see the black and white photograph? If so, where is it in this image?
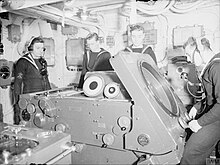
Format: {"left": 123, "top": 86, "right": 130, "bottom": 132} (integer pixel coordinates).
{"left": 0, "top": 0, "right": 219, "bottom": 164}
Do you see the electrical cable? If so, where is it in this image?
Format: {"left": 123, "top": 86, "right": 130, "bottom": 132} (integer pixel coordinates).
{"left": 130, "top": 148, "right": 173, "bottom": 157}
{"left": 30, "top": 5, "right": 105, "bottom": 34}
{"left": 170, "top": 0, "right": 215, "bottom": 14}
{"left": 137, "top": 0, "right": 175, "bottom": 16}
{"left": 180, "top": 71, "right": 204, "bottom": 99}
{"left": 186, "top": 80, "right": 203, "bottom": 99}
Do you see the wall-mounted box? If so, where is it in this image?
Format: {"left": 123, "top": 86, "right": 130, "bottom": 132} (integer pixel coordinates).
{"left": 65, "top": 38, "right": 84, "bottom": 70}
{"left": 62, "top": 25, "right": 78, "bottom": 35}
{"left": 7, "top": 24, "right": 21, "bottom": 43}
{"left": 173, "top": 25, "right": 204, "bottom": 47}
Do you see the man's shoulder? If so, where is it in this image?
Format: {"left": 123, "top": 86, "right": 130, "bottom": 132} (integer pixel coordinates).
{"left": 100, "top": 48, "right": 110, "bottom": 55}
{"left": 143, "top": 45, "right": 153, "bottom": 51}
{"left": 19, "top": 53, "right": 31, "bottom": 60}
{"left": 208, "top": 57, "right": 220, "bottom": 73}
{"left": 210, "top": 60, "right": 220, "bottom": 68}
{"left": 16, "top": 54, "right": 31, "bottom": 64}
{"left": 17, "top": 56, "right": 26, "bottom": 62}
{"left": 210, "top": 53, "right": 220, "bottom": 64}
{"left": 124, "top": 46, "right": 132, "bottom": 52}
{"left": 100, "top": 48, "right": 108, "bottom": 52}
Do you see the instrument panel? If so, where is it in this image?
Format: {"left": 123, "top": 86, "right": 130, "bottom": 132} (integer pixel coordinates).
{"left": 0, "top": 122, "right": 72, "bottom": 164}
{"left": 17, "top": 51, "right": 190, "bottom": 164}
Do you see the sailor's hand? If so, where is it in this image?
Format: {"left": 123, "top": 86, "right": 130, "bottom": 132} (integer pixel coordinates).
{"left": 188, "top": 120, "right": 202, "bottom": 132}
{"left": 188, "top": 106, "right": 197, "bottom": 119}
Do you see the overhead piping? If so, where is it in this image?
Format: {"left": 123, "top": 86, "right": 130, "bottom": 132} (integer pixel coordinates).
{"left": 0, "top": 0, "right": 63, "bottom": 13}
{"left": 137, "top": 0, "right": 175, "bottom": 16}
{"left": 169, "top": 0, "right": 219, "bottom": 14}
{"left": 23, "top": 5, "right": 104, "bottom": 33}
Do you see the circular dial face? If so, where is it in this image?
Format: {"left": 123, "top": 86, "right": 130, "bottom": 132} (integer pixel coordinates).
{"left": 102, "top": 134, "right": 115, "bottom": 146}
{"left": 21, "top": 109, "right": 31, "bottom": 121}
{"left": 26, "top": 103, "right": 36, "bottom": 114}
{"left": 0, "top": 66, "right": 10, "bottom": 79}
{"left": 104, "top": 82, "right": 120, "bottom": 98}
{"left": 117, "top": 116, "right": 130, "bottom": 130}
{"left": 140, "top": 61, "right": 178, "bottom": 116}
{"left": 18, "top": 98, "right": 28, "bottom": 109}
{"left": 137, "top": 134, "right": 150, "bottom": 146}
{"left": 33, "top": 113, "right": 46, "bottom": 128}
{"left": 83, "top": 75, "right": 104, "bottom": 97}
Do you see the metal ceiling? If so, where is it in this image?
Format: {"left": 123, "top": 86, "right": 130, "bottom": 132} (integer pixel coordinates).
{"left": 0, "top": 0, "right": 128, "bottom": 13}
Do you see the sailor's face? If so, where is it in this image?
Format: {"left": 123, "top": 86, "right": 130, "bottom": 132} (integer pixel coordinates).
{"left": 131, "top": 30, "right": 145, "bottom": 47}
{"left": 32, "top": 43, "right": 45, "bottom": 57}
{"left": 87, "top": 37, "right": 99, "bottom": 52}
{"left": 184, "top": 44, "right": 195, "bottom": 56}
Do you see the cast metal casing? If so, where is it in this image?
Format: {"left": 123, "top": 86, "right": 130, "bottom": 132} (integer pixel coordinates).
{"left": 18, "top": 52, "right": 189, "bottom": 164}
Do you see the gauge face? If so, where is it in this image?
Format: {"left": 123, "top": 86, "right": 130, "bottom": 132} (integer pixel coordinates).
{"left": 34, "top": 113, "right": 46, "bottom": 128}
{"left": 26, "top": 103, "right": 36, "bottom": 114}
{"left": 104, "top": 82, "right": 120, "bottom": 98}
{"left": 140, "top": 61, "right": 178, "bottom": 116}
{"left": 83, "top": 75, "right": 105, "bottom": 97}
{"left": 102, "top": 134, "right": 115, "bottom": 146}
{"left": 18, "top": 98, "right": 28, "bottom": 109}
{"left": 137, "top": 134, "right": 150, "bottom": 146}
{"left": 117, "top": 116, "right": 130, "bottom": 130}
{"left": 0, "top": 66, "right": 10, "bottom": 79}
{"left": 21, "top": 109, "right": 31, "bottom": 121}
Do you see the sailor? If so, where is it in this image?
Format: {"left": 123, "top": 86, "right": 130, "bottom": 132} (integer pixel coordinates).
{"left": 78, "top": 33, "right": 113, "bottom": 88}
{"left": 13, "top": 36, "right": 51, "bottom": 124}
{"left": 124, "top": 24, "right": 157, "bottom": 65}
{"left": 180, "top": 52, "right": 220, "bottom": 164}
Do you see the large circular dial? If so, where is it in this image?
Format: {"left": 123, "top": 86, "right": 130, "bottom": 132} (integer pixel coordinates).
{"left": 140, "top": 61, "right": 178, "bottom": 116}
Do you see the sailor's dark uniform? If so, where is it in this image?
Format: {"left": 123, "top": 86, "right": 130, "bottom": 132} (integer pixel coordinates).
{"left": 78, "top": 48, "right": 113, "bottom": 88}
{"left": 13, "top": 53, "right": 51, "bottom": 124}
{"left": 124, "top": 45, "right": 157, "bottom": 65}
{"left": 180, "top": 52, "right": 220, "bottom": 164}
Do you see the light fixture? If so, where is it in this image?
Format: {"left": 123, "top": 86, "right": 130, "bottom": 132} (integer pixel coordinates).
{"left": 80, "top": 11, "right": 88, "bottom": 21}
{"left": 80, "top": 6, "right": 88, "bottom": 21}
{"left": 63, "top": 0, "right": 78, "bottom": 18}
{"left": 64, "top": 0, "right": 76, "bottom": 7}
{"left": 64, "top": 7, "right": 74, "bottom": 18}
